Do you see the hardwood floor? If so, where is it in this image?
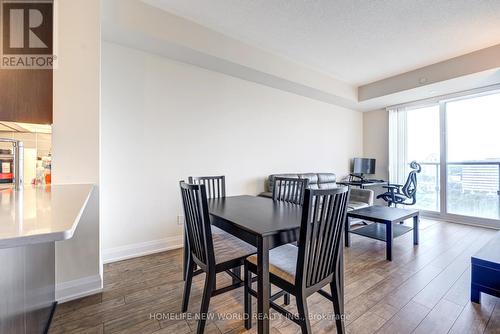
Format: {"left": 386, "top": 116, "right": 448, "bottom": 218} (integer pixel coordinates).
{"left": 50, "top": 219, "right": 500, "bottom": 334}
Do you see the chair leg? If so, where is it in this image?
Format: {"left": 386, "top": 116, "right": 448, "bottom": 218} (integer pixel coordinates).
{"left": 330, "top": 282, "right": 345, "bottom": 334}
{"left": 244, "top": 262, "right": 252, "bottom": 330}
{"left": 181, "top": 256, "right": 194, "bottom": 312}
{"left": 284, "top": 293, "right": 290, "bottom": 306}
{"left": 231, "top": 265, "right": 242, "bottom": 285}
{"left": 197, "top": 272, "right": 215, "bottom": 334}
{"left": 296, "top": 294, "right": 311, "bottom": 334}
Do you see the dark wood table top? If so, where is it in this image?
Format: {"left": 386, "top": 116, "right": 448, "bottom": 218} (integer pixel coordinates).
{"left": 347, "top": 205, "right": 419, "bottom": 224}
{"left": 208, "top": 195, "right": 302, "bottom": 237}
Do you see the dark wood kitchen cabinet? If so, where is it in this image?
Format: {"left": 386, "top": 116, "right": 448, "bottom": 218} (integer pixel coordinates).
{"left": 0, "top": 69, "right": 52, "bottom": 124}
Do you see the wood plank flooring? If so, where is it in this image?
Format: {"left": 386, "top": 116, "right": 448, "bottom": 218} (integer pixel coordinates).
{"left": 49, "top": 219, "right": 500, "bottom": 334}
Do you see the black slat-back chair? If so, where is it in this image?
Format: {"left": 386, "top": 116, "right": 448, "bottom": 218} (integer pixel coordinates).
{"left": 244, "top": 187, "right": 350, "bottom": 334}
{"left": 272, "top": 177, "right": 309, "bottom": 305}
{"left": 377, "top": 161, "right": 422, "bottom": 207}
{"left": 180, "top": 181, "right": 256, "bottom": 334}
{"left": 183, "top": 176, "right": 226, "bottom": 280}
{"left": 272, "top": 177, "right": 309, "bottom": 205}
{"left": 188, "top": 175, "right": 226, "bottom": 199}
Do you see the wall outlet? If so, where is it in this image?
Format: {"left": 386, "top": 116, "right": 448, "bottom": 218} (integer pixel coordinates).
{"left": 177, "top": 215, "right": 185, "bottom": 225}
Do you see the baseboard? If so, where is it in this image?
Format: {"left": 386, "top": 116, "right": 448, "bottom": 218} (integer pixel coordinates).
{"left": 102, "top": 235, "right": 183, "bottom": 264}
{"left": 55, "top": 274, "right": 103, "bottom": 303}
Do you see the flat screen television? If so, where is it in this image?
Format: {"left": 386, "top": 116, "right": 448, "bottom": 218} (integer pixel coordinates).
{"left": 352, "top": 158, "right": 376, "bottom": 175}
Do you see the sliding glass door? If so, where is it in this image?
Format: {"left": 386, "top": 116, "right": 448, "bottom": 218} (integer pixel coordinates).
{"left": 406, "top": 105, "right": 440, "bottom": 212}
{"left": 445, "top": 93, "right": 500, "bottom": 220}
{"left": 391, "top": 89, "right": 500, "bottom": 226}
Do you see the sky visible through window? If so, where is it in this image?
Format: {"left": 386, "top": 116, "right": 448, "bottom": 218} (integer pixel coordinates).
{"left": 447, "top": 93, "right": 500, "bottom": 162}
{"left": 406, "top": 92, "right": 500, "bottom": 163}
{"left": 407, "top": 105, "right": 440, "bottom": 163}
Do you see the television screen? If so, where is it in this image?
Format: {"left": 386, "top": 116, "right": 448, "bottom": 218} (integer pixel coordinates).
{"left": 352, "top": 158, "right": 376, "bottom": 175}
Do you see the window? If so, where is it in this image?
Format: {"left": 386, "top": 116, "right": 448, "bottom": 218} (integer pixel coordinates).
{"left": 445, "top": 93, "right": 500, "bottom": 220}
{"left": 389, "top": 90, "right": 500, "bottom": 225}
{"left": 406, "top": 105, "right": 440, "bottom": 211}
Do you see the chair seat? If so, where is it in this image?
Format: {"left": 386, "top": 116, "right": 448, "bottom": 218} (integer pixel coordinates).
{"left": 247, "top": 244, "right": 298, "bottom": 284}
{"left": 378, "top": 192, "right": 407, "bottom": 201}
{"left": 347, "top": 200, "right": 369, "bottom": 211}
{"left": 212, "top": 226, "right": 256, "bottom": 264}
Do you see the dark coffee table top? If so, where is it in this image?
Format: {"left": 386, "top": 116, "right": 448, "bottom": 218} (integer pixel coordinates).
{"left": 347, "top": 205, "right": 419, "bottom": 224}
{"left": 472, "top": 232, "right": 500, "bottom": 271}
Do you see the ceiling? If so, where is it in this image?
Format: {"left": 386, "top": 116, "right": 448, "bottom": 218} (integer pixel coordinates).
{"left": 142, "top": 0, "right": 500, "bottom": 86}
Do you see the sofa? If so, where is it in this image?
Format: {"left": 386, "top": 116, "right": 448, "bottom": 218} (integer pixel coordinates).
{"left": 259, "top": 173, "right": 374, "bottom": 211}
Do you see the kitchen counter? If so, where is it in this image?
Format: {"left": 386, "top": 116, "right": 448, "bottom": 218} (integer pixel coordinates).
{"left": 0, "top": 184, "right": 94, "bottom": 334}
{"left": 0, "top": 184, "right": 93, "bottom": 248}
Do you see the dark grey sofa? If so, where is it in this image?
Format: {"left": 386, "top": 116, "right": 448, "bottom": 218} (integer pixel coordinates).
{"left": 259, "top": 173, "right": 374, "bottom": 211}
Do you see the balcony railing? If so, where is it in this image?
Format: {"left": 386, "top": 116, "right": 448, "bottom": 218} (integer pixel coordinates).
{"left": 417, "top": 161, "right": 500, "bottom": 220}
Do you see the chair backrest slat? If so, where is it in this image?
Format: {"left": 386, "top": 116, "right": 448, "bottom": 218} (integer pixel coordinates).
{"left": 180, "top": 181, "right": 215, "bottom": 268}
{"left": 296, "top": 187, "right": 350, "bottom": 289}
{"left": 272, "top": 177, "right": 309, "bottom": 205}
{"left": 188, "top": 176, "right": 226, "bottom": 199}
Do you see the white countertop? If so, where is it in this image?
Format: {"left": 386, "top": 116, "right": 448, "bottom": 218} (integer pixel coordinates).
{"left": 0, "top": 184, "right": 93, "bottom": 248}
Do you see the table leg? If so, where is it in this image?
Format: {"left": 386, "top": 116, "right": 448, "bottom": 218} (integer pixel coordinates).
{"left": 344, "top": 217, "right": 351, "bottom": 247}
{"left": 471, "top": 286, "right": 481, "bottom": 304}
{"left": 257, "top": 236, "right": 270, "bottom": 334}
{"left": 413, "top": 215, "right": 419, "bottom": 245}
{"left": 386, "top": 222, "right": 393, "bottom": 261}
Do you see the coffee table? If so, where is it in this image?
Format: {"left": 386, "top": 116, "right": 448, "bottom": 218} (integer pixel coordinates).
{"left": 346, "top": 206, "right": 420, "bottom": 261}
{"left": 471, "top": 231, "right": 500, "bottom": 304}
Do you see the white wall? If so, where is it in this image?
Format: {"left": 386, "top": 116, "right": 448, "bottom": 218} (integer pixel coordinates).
{"left": 52, "top": 0, "right": 101, "bottom": 301}
{"left": 101, "top": 42, "right": 363, "bottom": 262}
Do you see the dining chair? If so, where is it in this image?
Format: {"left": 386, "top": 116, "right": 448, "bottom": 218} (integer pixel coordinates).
{"left": 271, "top": 176, "right": 309, "bottom": 305}
{"left": 180, "top": 181, "right": 256, "bottom": 334}
{"left": 244, "top": 187, "right": 350, "bottom": 334}
{"left": 184, "top": 175, "right": 226, "bottom": 280}
{"left": 188, "top": 175, "right": 225, "bottom": 199}
{"left": 272, "top": 176, "right": 309, "bottom": 205}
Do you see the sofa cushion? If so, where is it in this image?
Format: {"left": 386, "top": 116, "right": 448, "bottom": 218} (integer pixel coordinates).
{"left": 318, "top": 183, "right": 337, "bottom": 189}
{"left": 299, "top": 173, "right": 318, "bottom": 184}
{"left": 318, "top": 173, "right": 337, "bottom": 184}
{"left": 267, "top": 173, "right": 336, "bottom": 192}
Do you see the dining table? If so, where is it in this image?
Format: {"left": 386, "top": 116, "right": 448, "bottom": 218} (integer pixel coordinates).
{"left": 193, "top": 195, "right": 345, "bottom": 334}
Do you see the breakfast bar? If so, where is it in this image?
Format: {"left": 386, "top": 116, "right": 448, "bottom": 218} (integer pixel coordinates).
{"left": 0, "top": 184, "right": 93, "bottom": 334}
